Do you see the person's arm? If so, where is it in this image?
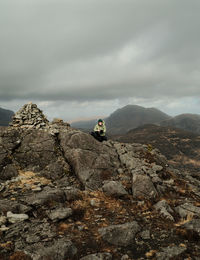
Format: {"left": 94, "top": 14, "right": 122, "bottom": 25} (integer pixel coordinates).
{"left": 94, "top": 124, "right": 99, "bottom": 132}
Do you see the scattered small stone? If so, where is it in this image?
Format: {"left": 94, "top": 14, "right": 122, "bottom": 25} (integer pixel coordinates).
{"left": 47, "top": 208, "right": 73, "bottom": 221}
{"left": 32, "top": 186, "right": 42, "bottom": 192}
{"left": 140, "top": 230, "right": 151, "bottom": 240}
{"left": 121, "top": 254, "right": 129, "bottom": 260}
{"left": 0, "top": 225, "right": 9, "bottom": 232}
{"left": 90, "top": 199, "right": 100, "bottom": 207}
{"left": 154, "top": 200, "right": 174, "bottom": 221}
{"left": 7, "top": 211, "right": 29, "bottom": 223}
{"left": 152, "top": 164, "right": 163, "bottom": 172}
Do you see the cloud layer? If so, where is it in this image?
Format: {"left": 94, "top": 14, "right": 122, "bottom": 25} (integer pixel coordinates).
{"left": 0, "top": 0, "right": 200, "bottom": 119}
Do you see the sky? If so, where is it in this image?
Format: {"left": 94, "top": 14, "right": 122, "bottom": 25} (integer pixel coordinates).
{"left": 0, "top": 0, "right": 200, "bottom": 121}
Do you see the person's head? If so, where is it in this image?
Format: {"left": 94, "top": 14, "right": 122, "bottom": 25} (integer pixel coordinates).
{"left": 98, "top": 119, "right": 103, "bottom": 126}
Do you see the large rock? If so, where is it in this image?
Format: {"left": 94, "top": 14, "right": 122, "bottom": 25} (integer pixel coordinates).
{"left": 182, "top": 219, "right": 200, "bottom": 236}
{"left": 156, "top": 245, "right": 186, "bottom": 260}
{"left": 102, "top": 181, "right": 128, "bottom": 197}
{"left": 47, "top": 207, "right": 72, "bottom": 221}
{"left": 132, "top": 174, "right": 158, "bottom": 199}
{"left": 29, "top": 239, "right": 77, "bottom": 260}
{"left": 0, "top": 147, "right": 9, "bottom": 172}
{"left": 7, "top": 211, "right": 29, "bottom": 223}
{"left": 25, "top": 187, "right": 66, "bottom": 206}
{"left": 175, "top": 203, "right": 200, "bottom": 218}
{"left": 0, "top": 200, "right": 30, "bottom": 214}
{"left": 0, "top": 164, "right": 18, "bottom": 180}
{"left": 0, "top": 127, "right": 21, "bottom": 152}
{"left": 64, "top": 187, "right": 82, "bottom": 201}
{"left": 0, "top": 128, "right": 21, "bottom": 172}
{"left": 13, "top": 130, "right": 57, "bottom": 170}
{"left": 98, "top": 221, "right": 140, "bottom": 246}
{"left": 59, "top": 129, "right": 119, "bottom": 189}
{"left": 154, "top": 200, "right": 174, "bottom": 221}
{"left": 40, "top": 157, "right": 70, "bottom": 180}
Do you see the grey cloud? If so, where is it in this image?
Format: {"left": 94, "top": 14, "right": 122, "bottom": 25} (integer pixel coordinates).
{"left": 0, "top": 0, "right": 200, "bottom": 114}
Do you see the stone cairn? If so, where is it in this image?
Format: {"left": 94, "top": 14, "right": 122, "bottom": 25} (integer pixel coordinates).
{"left": 10, "top": 102, "right": 49, "bottom": 129}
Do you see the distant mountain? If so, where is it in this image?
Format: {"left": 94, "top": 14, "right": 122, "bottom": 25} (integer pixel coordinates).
{"left": 113, "top": 124, "right": 200, "bottom": 175}
{"left": 0, "top": 107, "right": 14, "bottom": 126}
{"left": 105, "top": 105, "right": 171, "bottom": 135}
{"left": 160, "top": 113, "right": 200, "bottom": 134}
{"left": 71, "top": 118, "right": 99, "bottom": 132}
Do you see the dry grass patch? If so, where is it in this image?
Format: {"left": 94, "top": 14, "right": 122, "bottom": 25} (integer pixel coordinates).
{"left": 145, "top": 250, "right": 157, "bottom": 258}
{"left": 8, "top": 170, "right": 51, "bottom": 191}
{"left": 175, "top": 213, "right": 194, "bottom": 227}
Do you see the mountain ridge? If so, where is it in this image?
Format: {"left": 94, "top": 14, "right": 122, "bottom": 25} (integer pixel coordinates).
{"left": 0, "top": 107, "right": 14, "bottom": 126}
{"left": 160, "top": 113, "right": 200, "bottom": 134}
{"left": 113, "top": 124, "right": 200, "bottom": 175}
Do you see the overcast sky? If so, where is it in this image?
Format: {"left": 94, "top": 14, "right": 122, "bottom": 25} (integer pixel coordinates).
{"left": 0, "top": 0, "right": 200, "bottom": 121}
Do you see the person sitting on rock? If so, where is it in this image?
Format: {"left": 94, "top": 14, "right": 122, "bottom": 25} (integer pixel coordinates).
{"left": 91, "top": 119, "right": 107, "bottom": 142}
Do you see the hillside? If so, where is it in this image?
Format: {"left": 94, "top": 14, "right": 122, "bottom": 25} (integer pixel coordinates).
{"left": 160, "top": 113, "right": 200, "bottom": 134}
{"left": 105, "top": 105, "right": 171, "bottom": 135}
{"left": 71, "top": 119, "right": 97, "bottom": 132}
{"left": 0, "top": 107, "right": 14, "bottom": 126}
{"left": 113, "top": 124, "right": 200, "bottom": 175}
{"left": 71, "top": 105, "right": 171, "bottom": 134}
{"left": 0, "top": 104, "right": 200, "bottom": 259}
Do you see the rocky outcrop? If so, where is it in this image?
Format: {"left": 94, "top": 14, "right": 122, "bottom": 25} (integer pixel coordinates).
{"left": 0, "top": 104, "right": 200, "bottom": 259}
{"left": 0, "top": 107, "right": 14, "bottom": 126}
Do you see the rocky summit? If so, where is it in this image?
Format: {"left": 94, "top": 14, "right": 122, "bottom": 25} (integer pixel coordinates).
{"left": 0, "top": 104, "right": 200, "bottom": 260}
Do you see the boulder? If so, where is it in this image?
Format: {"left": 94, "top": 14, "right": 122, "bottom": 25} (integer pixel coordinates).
{"left": 0, "top": 164, "right": 18, "bottom": 180}
{"left": 154, "top": 200, "right": 174, "bottom": 221}
{"left": 156, "top": 245, "right": 186, "bottom": 260}
{"left": 64, "top": 187, "right": 82, "bottom": 201}
{"left": 13, "top": 130, "right": 57, "bottom": 171}
{"left": 0, "top": 215, "right": 7, "bottom": 226}
{"left": 59, "top": 129, "right": 119, "bottom": 189}
{"left": 175, "top": 203, "right": 200, "bottom": 218}
{"left": 7, "top": 211, "right": 29, "bottom": 223}
{"left": 182, "top": 219, "right": 200, "bottom": 236}
{"left": 102, "top": 181, "right": 128, "bottom": 197}
{"left": 25, "top": 187, "right": 66, "bottom": 206}
{"left": 40, "top": 157, "right": 70, "bottom": 180}
{"left": 132, "top": 174, "right": 158, "bottom": 199}
{"left": 98, "top": 221, "right": 140, "bottom": 246}
{"left": 47, "top": 207, "right": 72, "bottom": 221}
{"left": 29, "top": 239, "right": 77, "bottom": 260}
{"left": 0, "top": 200, "right": 21, "bottom": 214}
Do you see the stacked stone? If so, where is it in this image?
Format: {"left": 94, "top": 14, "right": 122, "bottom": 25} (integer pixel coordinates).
{"left": 51, "top": 118, "right": 70, "bottom": 127}
{"left": 10, "top": 102, "right": 49, "bottom": 129}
